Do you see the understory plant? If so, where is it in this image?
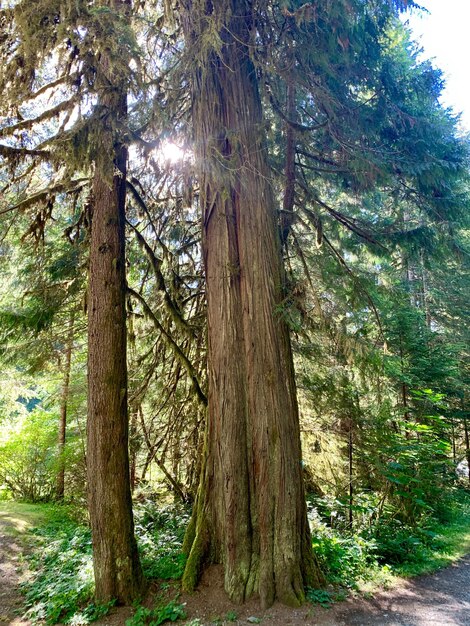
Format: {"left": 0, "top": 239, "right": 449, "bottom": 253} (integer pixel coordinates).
{"left": 21, "top": 500, "right": 190, "bottom": 624}
{"left": 125, "top": 600, "right": 186, "bottom": 626}
{"left": 134, "top": 500, "right": 190, "bottom": 580}
{"left": 21, "top": 516, "right": 95, "bottom": 624}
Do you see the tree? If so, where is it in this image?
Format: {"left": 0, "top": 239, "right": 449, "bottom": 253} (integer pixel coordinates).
{"left": 0, "top": 0, "right": 145, "bottom": 603}
{"left": 178, "top": 0, "right": 469, "bottom": 605}
{"left": 179, "top": 0, "right": 323, "bottom": 607}
{"left": 86, "top": 0, "right": 144, "bottom": 604}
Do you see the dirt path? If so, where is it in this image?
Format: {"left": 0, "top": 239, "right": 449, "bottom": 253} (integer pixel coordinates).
{"left": 315, "top": 554, "right": 470, "bottom": 625}
{"left": 0, "top": 512, "right": 31, "bottom": 625}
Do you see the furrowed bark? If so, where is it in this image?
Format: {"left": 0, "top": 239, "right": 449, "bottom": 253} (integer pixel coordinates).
{"left": 180, "top": 0, "right": 323, "bottom": 608}
{"left": 86, "top": 0, "right": 143, "bottom": 604}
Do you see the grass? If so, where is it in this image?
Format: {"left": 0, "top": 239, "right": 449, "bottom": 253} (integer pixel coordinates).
{"left": 0, "top": 500, "right": 68, "bottom": 537}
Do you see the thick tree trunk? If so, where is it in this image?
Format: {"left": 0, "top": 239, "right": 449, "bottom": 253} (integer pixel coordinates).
{"left": 56, "top": 310, "right": 75, "bottom": 500}
{"left": 181, "top": 0, "right": 323, "bottom": 608}
{"left": 86, "top": 0, "right": 143, "bottom": 603}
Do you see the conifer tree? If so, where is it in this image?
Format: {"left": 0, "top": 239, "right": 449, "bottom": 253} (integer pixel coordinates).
{"left": 0, "top": 0, "right": 145, "bottom": 602}
{"left": 178, "top": 0, "right": 324, "bottom": 607}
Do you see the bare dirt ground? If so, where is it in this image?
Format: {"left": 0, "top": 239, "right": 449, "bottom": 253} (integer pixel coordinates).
{"left": 0, "top": 511, "right": 31, "bottom": 625}
{"left": 1, "top": 509, "right": 469, "bottom": 626}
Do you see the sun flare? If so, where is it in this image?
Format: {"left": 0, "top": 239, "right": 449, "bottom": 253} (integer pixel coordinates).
{"left": 159, "top": 140, "right": 186, "bottom": 163}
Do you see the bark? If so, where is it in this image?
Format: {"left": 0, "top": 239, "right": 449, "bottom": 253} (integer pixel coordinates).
{"left": 129, "top": 408, "right": 138, "bottom": 492}
{"left": 464, "top": 417, "right": 470, "bottom": 486}
{"left": 180, "top": 0, "right": 323, "bottom": 608}
{"left": 86, "top": 0, "right": 143, "bottom": 603}
{"left": 348, "top": 419, "right": 354, "bottom": 529}
{"left": 280, "top": 79, "right": 296, "bottom": 245}
{"left": 56, "top": 311, "right": 75, "bottom": 500}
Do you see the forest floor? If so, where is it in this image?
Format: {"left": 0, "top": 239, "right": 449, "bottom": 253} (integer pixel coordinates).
{"left": 0, "top": 502, "right": 469, "bottom": 626}
{"left": 0, "top": 502, "right": 45, "bottom": 625}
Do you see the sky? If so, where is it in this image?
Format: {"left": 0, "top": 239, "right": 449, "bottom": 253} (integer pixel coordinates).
{"left": 404, "top": 0, "right": 470, "bottom": 130}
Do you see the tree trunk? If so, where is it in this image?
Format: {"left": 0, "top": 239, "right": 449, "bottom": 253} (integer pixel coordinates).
{"left": 86, "top": 0, "right": 143, "bottom": 603}
{"left": 464, "top": 417, "right": 470, "bottom": 486}
{"left": 56, "top": 310, "right": 75, "bottom": 500}
{"left": 180, "top": 0, "right": 323, "bottom": 608}
{"left": 348, "top": 418, "right": 354, "bottom": 529}
{"left": 129, "top": 408, "right": 138, "bottom": 492}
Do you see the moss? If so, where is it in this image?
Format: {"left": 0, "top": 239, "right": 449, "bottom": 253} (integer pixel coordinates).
{"left": 181, "top": 523, "right": 209, "bottom": 592}
{"left": 181, "top": 509, "right": 197, "bottom": 556}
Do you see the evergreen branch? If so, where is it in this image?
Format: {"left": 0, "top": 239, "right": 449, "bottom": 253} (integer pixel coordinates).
{"left": 137, "top": 407, "right": 190, "bottom": 503}
{"left": 296, "top": 148, "right": 343, "bottom": 169}
{"left": 127, "top": 286, "right": 207, "bottom": 407}
{"left": 0, "top": 144, "right": 50, "bottom": 159}
{"left": 126, "top": 178, "right": 172, "bottom": 257}
{"left": 296, "top": 176, "right": 387, "bottom": 249}
{"left": 126, "top": 216, "right": 196, "bottom": 338}
{"left": 311, "top": 198, "right": 387, "bottom": 250}
{"left": 322, "top": 233, "right": 384, "bottom": 338}
{"left": 0, "top": 178, "right": 89, "bottom": 216}
{"left": 30, "top": 74, "right": 77, "bottom": 100}
{"left": 290, "top": 232, "right": 324, "bottom": 319}
{"left": 0, "top": 97, "right": 78, "bottom": 138}
{"left": 296, "top": 157, "right": 348, "bottom": 174}
{"left": 267, "top": 83, "right": 328, "bottom": 132}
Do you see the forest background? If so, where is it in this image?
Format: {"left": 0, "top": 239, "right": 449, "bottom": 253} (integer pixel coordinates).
{"left": 0, "top": 0, "right": 469, "bottom": 624}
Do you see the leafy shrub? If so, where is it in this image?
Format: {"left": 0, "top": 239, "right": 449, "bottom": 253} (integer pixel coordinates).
{"left": 305, "top": 588, "right": 334, "bottom": 607}
{"left": 224, "top": 611, "right": 238, "bottom": 622}
{"left": 369, "top": 519, "right": 444, "bottom": 566}
{"left": 312, "top": 530, "right": 377, "bottom": 588}
{"left": 0, "top": 410, "right": 58, "bottom": 502}
{"left": 308, "top": 499, "right": 376, "bottom": 587}
{"left": 309, "top": 489, "right": 470, "bottom": 586}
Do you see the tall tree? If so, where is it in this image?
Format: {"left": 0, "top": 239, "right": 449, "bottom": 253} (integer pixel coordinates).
{"left": 179, "top": 0, "right": 322, "bottom": 608}
{"left": 86, "top": 0, "right": 144, "bottom": 603}
{"left": 0, "top": 0, "right": 145, "bottom": 603}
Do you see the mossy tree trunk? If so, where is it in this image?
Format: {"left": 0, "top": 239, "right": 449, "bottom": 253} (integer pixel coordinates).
{"left": 86, "top": 0, "right": 143, "bottom": 604}
{"left": 180, "top": 0, "right": 323, "bottom": 608}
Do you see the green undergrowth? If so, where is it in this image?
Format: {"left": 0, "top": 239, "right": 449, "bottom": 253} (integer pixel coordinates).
{"left": 309, "top": 487, "right": 470, "bottom": 597}
{"left": 21, "top": 509, "right": 96, "bottom": 624}
{"left": 134, "top": 501, "right": 190, "bottom": 581}
{"left": 5, "top": 498, "right": 189, "bottom": 625}
{"left": 3, "top": 490, "right": 470, "bottom": 623}
{"left": 125, "top": 600, "right": 186, "bottom": 626}
{"left": 387, "top": 491, "right": 470, "bottom": 577}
